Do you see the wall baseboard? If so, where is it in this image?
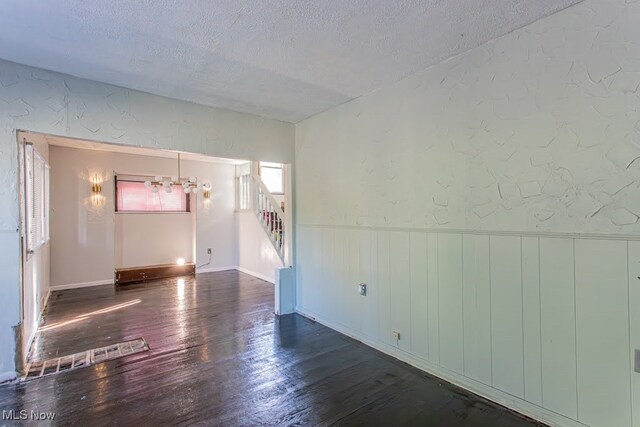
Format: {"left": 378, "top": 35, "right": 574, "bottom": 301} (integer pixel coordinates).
{"left": 196, "top": 265, "right": 238, "bottom": 274}
{"left": 50, "top": 279, "right": 113, "bottom": 291}
{"left": 295, "top": 306, "right": 585, "bottom": 427}
{"left": 0, "top": 371, "right": 17, "bottom": 384}
{"left": 237, "top": 267, "right": 275, "bottom": 284}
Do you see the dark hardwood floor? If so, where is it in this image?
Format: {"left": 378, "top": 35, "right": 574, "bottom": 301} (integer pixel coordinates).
{"left": 0, "top": 271, "right": 543, "bottom": 426}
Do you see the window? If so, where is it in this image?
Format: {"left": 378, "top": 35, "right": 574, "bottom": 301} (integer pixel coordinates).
{"left": 236, "top": 174, "right": 250, "bottom": 211}
{"left": 259, "top": 162, "right": 284, "bottom": 194}
{"left": 43, "top": 164, "right": 50, "bottom": 241}
{"left": 115, "top": 179, "right": 190, "bottom": 212}
{"left": 24, "top": 144, "right": 50, "bottom": 253}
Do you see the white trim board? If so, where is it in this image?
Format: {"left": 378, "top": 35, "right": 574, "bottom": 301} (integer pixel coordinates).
{"left": 50, "top": 268, "right": 272, "bottom": 289}
{"left": 295, "top": 307, "right": 587, "bottom": 427}
{"left": 50, "top": 279, "right": 113, "bottom": 291}
{"left": 298, "top": 223, "right": 640, "bottom": 242}
{"left": 196, "top": 266, "right": 238, "bottom": 274}
{"left": 237, "top": 267, "right": 275, "bottom": 284}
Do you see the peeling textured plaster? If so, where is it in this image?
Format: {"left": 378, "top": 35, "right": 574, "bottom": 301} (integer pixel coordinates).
{"left": 606, "top": 208, "right": 638, "bottom": 225}
{"left": 518, "top": 181, "right": 542, "bottom": 198}
{"left": 0, "top": 59, "right": 294, "bottom": 233}
{"left": 296, "top": 0, "right": 640, "bottom": 235}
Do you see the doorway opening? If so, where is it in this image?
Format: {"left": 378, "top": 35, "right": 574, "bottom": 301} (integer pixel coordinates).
{"left": 17, "top": 130, "right": 291, "bottom": 370}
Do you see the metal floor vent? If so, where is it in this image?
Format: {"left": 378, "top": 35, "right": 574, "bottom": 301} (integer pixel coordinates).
{"left": 23, "top": 338, "right": 149, "bottom": 382}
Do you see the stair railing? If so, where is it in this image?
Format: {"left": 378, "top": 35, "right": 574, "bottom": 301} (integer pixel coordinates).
{"left": 250, "top": 175, "right": 285, "bottom": 261}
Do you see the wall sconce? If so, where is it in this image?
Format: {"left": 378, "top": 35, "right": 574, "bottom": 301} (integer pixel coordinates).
{"left": 91, "top": 175, "right": 104, "bottom": 206}
{"left": 202, "top": 186, "right": 212, "bottom": 208}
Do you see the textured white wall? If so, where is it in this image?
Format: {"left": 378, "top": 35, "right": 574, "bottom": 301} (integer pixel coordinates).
{"left": 297, "top": 0, "right": 640, "bottom": 235}
{"left": 0, "top": 59, "right": 293, "bottom": 377}
{"left": 295, "top": 0, "right": 640, "bottom": 426}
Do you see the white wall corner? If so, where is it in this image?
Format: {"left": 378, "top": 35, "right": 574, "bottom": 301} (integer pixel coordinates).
{"left": 196, "top": 266, "right": 238, "bottom": 274}
{"left": 237, "top": 267, "right": 275, "bottom": 284}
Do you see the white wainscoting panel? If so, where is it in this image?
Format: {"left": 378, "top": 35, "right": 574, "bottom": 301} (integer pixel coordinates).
{"left": 376, "top": 231, "right": 392, "bottom": 345}
{"left": 539, "top": 237, "right": 578, "bottom": 420}
{"left": 361, "top": 230, "right": 378, "bottom": 340}
{"left": 521, "top": 236, "right": 542, "bottom": 406}
{"left": 462, "top": 234, "right": 492, "bottom": 386}
{"left": 489, "top": 235, "right": 524, "bottom": 398}
{"left": 628, "top": 242, "right": 640, "bottom": 427}
{"left": 342, "top": 229, "right": 362, "bottom": 334}
{"left": 427, "top": 233, "right": 440, "bottom": 364}
{"left": 437, "top": 233, "right": 464, "bottom": 375}
{"left": 410, "top": 232, "right": 429, "bottom": 361}
{"left": 575, "top": 239, "right": 630, "bottom": 427}
{"left": 322, "top": 229, "right": 338, "bottom": 323}
{"left": 332, "top": 229, "right": 349, "bottom": 329}
{"left": 296, "top": 225, "right": 635, "bottom": 427}
{"left": 389, "top": 232, "right": 412, "bottom": 353}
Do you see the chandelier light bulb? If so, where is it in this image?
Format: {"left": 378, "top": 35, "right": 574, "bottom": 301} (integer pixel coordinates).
{"left": 150, "top": 154, "right": 201, "bottom": 197}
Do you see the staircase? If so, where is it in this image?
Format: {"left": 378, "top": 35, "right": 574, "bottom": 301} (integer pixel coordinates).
{"left": 250, "top": 175, "right": 285, "bottom": 262}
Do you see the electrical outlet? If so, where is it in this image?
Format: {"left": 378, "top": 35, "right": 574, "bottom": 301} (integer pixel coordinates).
{"left": 392, "top": 331, "right": 401, "bottom": 341}
{"left": 358, "top": 283, "right": 367, "bottom": 296}
{"left": 207, "top": 248, "right": 212, "bottom": 255}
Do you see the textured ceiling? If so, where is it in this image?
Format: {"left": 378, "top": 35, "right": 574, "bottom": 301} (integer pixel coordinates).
{"left": 0, "top": 0, "right": 582, "bottom": 122}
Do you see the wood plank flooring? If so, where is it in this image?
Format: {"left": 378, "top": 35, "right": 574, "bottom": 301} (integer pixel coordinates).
{"left": 0, "top": 271, "right": 544, "bottom": 426}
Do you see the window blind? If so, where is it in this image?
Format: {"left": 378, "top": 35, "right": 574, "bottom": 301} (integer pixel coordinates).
{"left": 24, "top": 144, "right": 50, "bottom": 253}
{"left": 116, "top": 180, "right": 189, "bottom": 212}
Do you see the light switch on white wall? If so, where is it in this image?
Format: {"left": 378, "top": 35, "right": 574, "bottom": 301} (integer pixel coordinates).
{"left": 358, "top": 283, "right": 367, "bottom": 296}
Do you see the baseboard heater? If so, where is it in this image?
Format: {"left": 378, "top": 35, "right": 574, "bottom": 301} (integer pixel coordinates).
{"left": 115, "top": 263, "right": 195, "bottom": 285}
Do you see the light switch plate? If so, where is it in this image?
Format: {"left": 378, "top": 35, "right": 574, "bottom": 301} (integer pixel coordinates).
{"left": 635, "top": 349, "right": 640, "bottom": 373}
{"left": 358, "top": 283, "right": 367, "bottom": 296}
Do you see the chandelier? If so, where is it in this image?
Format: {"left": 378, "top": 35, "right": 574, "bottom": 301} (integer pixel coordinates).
{"left": 144, "top": 152, "right": 211, "bottom": 195}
